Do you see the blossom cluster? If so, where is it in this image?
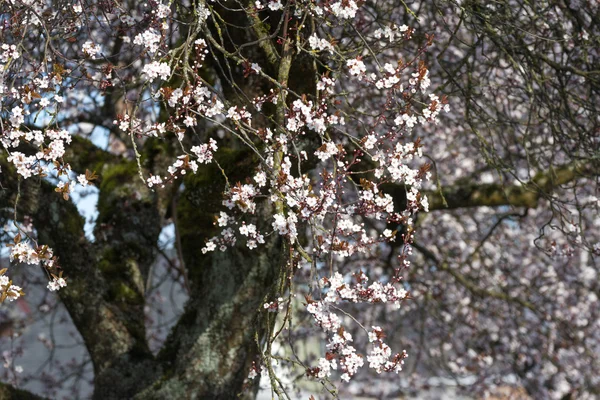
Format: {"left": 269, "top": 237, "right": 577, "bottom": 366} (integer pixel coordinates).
{"left": 305, "top": 273, "right": 409, "bottom": 382}
{"left": 0, "top": 44, "right": 20, "bottom": 66}
{"left": 82, "top": 41, "right": 102, "bottom": 58}
{"left": 0, "top": 271, "right": 23, "bottom": 303}
{"left": 263, "top": 297, "right": 285, "bottom": 313}
{"left": 254, "top": 0, "right": 284, "bottom": 11}
{"left": 1, "top": 235, "right": 66, "bottom": 302}
{"left": 373, "top": 24, "right": 410, "bottom": 43}
{"left": 142, "top": 61, "right": 171, "bottom": 81}
{"left": 0, "top": 64, "right": 94, "bottom": 196}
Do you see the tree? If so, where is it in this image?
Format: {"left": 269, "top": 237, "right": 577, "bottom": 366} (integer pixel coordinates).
{"left": 0, "top": 0, "right": 598, "bottom": 399}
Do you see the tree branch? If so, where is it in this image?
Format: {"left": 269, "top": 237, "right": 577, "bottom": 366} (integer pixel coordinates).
{"left": 412, "top": 242, "right": 538, "bottom": 313}
{"left": 0, "top": 382, "right": 46, "bottom": 400}
{"left": 424, "top": 161, "right": 596, "bottom": 210}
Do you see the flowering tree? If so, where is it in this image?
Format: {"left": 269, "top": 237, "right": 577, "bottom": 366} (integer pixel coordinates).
{"left": 0, "top": 0, "right": 598, "bottom": 399}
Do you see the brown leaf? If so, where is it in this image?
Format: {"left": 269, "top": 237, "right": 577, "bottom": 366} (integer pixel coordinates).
{"left": 85, "top": 169, "right": 98, "bottom": 181}
{"left": 53, "top": 63, "right": 65, "bottom": 76}
{"left": 303, "top": 294, "right": 315, "bottom": 305}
